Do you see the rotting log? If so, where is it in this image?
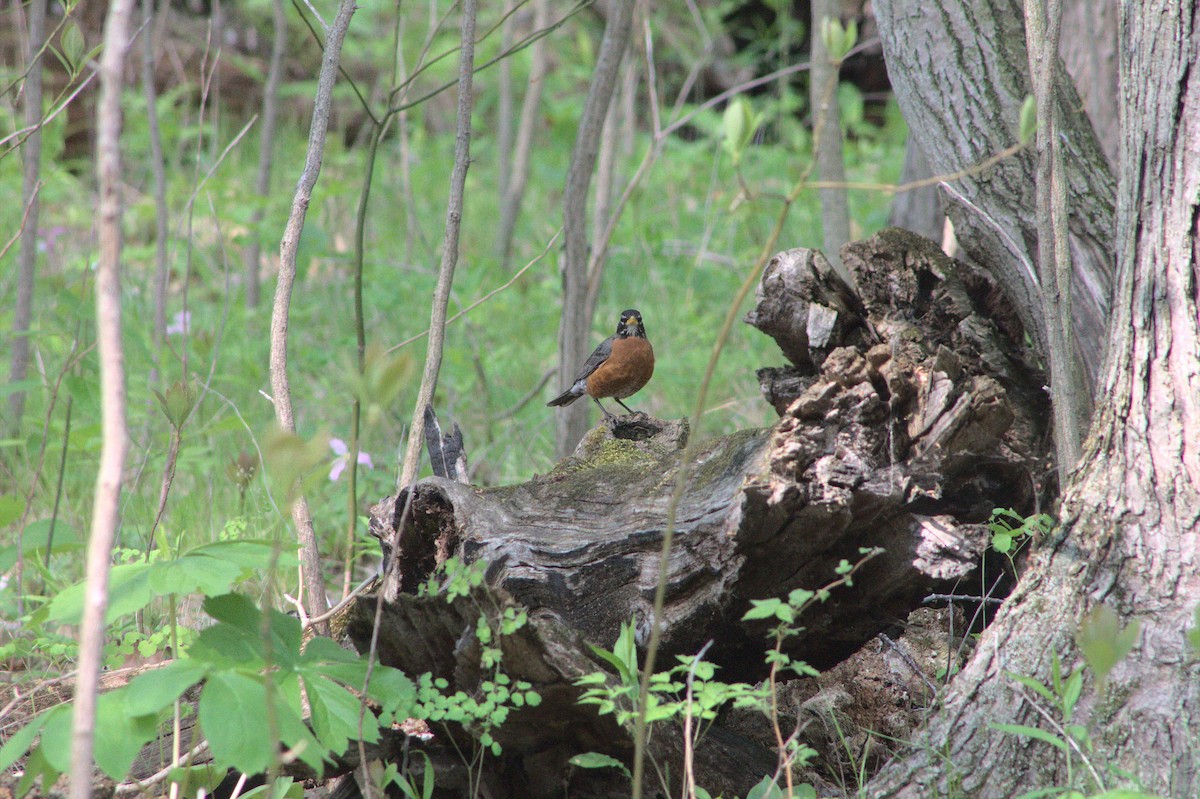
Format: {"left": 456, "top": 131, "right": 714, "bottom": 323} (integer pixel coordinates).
{"left": 336, "top": 228, "right": 1051, "bottom": 796}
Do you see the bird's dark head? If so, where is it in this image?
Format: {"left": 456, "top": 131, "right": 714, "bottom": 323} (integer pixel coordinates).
{"left": 616, "top": 309, "right": 646, "bottom": 338}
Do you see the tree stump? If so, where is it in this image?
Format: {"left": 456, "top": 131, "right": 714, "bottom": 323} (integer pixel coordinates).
{"left": 339, "top": 229, "right": 1051, "bottom": 798}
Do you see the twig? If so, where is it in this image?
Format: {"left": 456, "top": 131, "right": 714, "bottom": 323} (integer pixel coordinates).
{"left": 497, "top": 368, "right": 555, "bottom": 420}
{"left": 112, "top": 742, "right": 210, "bottom": 794}
{"left": 398, "top": 0, "right": 479, "bottom": 488}
{"left": 877, "top": 633, "right": 939, "bottom": 696}
{"left": 270, "top": 0, "right": 359, "bottom": 631}
{"left": 923, "top": 593, "right": 1005, "bottom": 605}
{"left": 70, "top": 1, "right": 136, "bottom": 795}
{"left": 387, "top": 229, "right": 559, "bottom": 354}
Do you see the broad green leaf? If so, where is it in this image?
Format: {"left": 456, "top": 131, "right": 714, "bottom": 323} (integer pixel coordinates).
{"left": 93, "top": 693, "right": 160, "bottom": 779}
{"left": 37, "top": 704, "right": 75, "bottom": 773}
{"left": 149, "top": 553, "right": 244, "bottom": 598}
{"left": 0, "top": 709, "right": 51, "bottom": 771}
{"left": 742, "top": 599, "right": 782, "bottom": 621}
{"left": 200, "top": 672, "right": 274, "bottom": 774}
{"left": 43, "top": 561, "right": 153, "bottom": 623}
{"left": 123, "top": 658, "right": 209, "bottom": 716}
{"left": 746, "top": 775, "right": 785, "bottom": 799}
{"left": 1077, "top": 604, "right": 1139, "bottom": 685}
{"left": 18, "top": 745, "right": 61, "bottom": 798}
{"left": 190, "top": 615, "right": 264, "bottom": 666}
{"left": 305, "top": 675, "right": 378, "bottom": 756}
{"left": 568, "top": 752, "right": 630, "bottom": 777}
{"left": 0, "top": 494, "right": 25, "bottom": 527}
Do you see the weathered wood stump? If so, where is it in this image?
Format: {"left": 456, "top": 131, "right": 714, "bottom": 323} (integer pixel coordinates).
{"left": 338, "top": 229, "right": 1051, "bottom": 798}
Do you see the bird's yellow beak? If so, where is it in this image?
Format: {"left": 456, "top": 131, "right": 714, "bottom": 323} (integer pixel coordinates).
{"left": 624, "top": 317, "right": 639, "bottom": 329}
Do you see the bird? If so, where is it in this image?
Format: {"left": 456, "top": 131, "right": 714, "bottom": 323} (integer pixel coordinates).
{"left": 547, "top": 309, "right": 655, "bottom": 418}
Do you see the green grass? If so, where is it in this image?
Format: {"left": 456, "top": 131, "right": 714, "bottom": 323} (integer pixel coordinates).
{"left": 0, "top": 8, "right": 906, "bottom": 625}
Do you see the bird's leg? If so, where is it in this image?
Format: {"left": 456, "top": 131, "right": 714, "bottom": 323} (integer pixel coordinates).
{"left": 615, "top": 398, "right": 635, "bottom": 414}
{"left": 592, "top": 397, "right": 616, "bottom": 419}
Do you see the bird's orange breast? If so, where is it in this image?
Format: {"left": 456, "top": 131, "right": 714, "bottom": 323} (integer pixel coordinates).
{"left": 586, "top": 337, "right": 654, "bottom": 399}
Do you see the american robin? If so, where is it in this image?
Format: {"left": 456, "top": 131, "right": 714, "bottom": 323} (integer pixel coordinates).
{"left": 547, "top": 309, "right": 655, "bottom": 418}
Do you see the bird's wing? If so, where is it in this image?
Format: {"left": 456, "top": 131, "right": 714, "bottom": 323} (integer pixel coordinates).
{"left": 571, "top": 335, "right": 615, "bottom": 382}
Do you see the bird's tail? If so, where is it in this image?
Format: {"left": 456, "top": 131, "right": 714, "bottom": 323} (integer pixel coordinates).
{"left": 546, "top": 388, "right": 582, "bottom": 407}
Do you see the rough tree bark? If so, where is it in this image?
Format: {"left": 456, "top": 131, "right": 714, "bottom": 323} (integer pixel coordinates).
{"left": 867, "top": 3, "right": 1200, "bottom": 796}
{"left": 873, "top": 0, "right": 1114, "bottom": 430}
{"left": 1059, "top": 0, "right": 1118, "bottom": 166}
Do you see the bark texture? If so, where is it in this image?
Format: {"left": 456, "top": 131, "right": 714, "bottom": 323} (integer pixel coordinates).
{"left": 873, "top": 0, "right": 1114, "bottom": 415}
{"left": 867, "top": 3, "right": 1200, "bottom": 796}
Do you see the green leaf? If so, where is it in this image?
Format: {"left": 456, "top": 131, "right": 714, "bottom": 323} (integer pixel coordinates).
{"left": 742, "top": 599, "right": 782, "bottom": 621}
{"left": 93, "top": 693, "right": 161, "bottom": 779}
{"left": 148, "top": 553, "right": 245, "bottom": 598}
{"left": 722, "top": 97, "right": 757, "bottom": 163}
{"left": 123, "top": 658, "right": 210, "bottom": 716}
{"left": 60, "top": 19, "right": 85, "bottom": 68}
{"left": 0, "top": 493, "right": 25, "bottom": 527}
{"left": 568, "top": 752, "right": 630, "bottom": 777}
{"left": 1188, "top": 605, "right": 1200, "bottom": 653}
{"left": 200, "top": 672, "right": 275, "bottom": 774}
{"left": 305, "top": 675, "right": 378, "bottom": 756}
{"left": 18, "top": 744, "right": 61, "bottom": 798}
{"left": 586, "top": 644, "right": 631, "bottom": 684}
{"left": 1019, "top": 95, "right": 1038, "bottom": 144}
{"left": 0, "top": 709, "right": 51, "bottom": 771}
{"left": 152, "top": 378, "right": 199, "bottom": 430}
{"left": 1005, "top": 670, "right": 1057, "bottom": 704}
{"left": 1077, "top": 604, "right": 1139, "bottom": 685}
{"left": 746, "top": 775, "right": 785, "bottom": 799}
{"left": 43, "top": 561, "right": 153, "bottom": 624}
{"left": 989, "top": 722, "right": 1068, "bottom": 752}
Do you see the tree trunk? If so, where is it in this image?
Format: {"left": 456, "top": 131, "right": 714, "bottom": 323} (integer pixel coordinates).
{"left": 555, "top": 0, "right": 635, "bottom": 458}
{"left": 873, "top": 0, "right": 1114, "bottom": 421}
{"left": 1059, "top": 0, "right": 1119, "bottom": 166}
{"left": 867, "top": 3, "right": 1200, "bottom": 795}
{"left": 810, "top": 0, "right": 852, "bottom": 284}
{"left": 7, "top": 0, "right": 46, "bottom": 438}
{"left": 887, "top": 137, "right": 942, "bottom": 242}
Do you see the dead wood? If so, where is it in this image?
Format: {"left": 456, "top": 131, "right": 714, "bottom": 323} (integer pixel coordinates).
{"left": 336, "top": 228, "right": 1051, "bottom": 796}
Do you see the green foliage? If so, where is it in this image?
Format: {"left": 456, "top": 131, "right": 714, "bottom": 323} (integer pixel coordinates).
{"left": 37, "top": 539, "right": 295, "bottom": 626}
{"left": 1019, "top": 95, "right": 1039, "bottom": 145}
{"left": 994, "top": 618, "right": 1148, "bottom": 799}
{"left": 413, "top": 558, "right": 540, "bottom": 763}
{"left": 568, "top": 751, "right": 631, "bottom": 777}
{"left": 1076, "top": 605, "right": 1139, "bottom": 688}
{"left": 4, "top": 593, "right": 417, "bottom": 790}
{"left": 819, "top": 16, "right": 859, "bottom": 62}
{"left": 989, "top": 507, "right": 1055, "bottom": 572}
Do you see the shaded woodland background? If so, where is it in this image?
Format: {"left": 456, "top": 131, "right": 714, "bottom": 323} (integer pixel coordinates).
{"left": 9, "top": 1, "right": 1200, "bottom": 798}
